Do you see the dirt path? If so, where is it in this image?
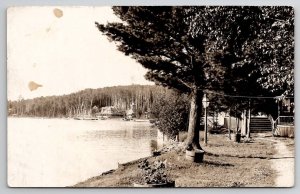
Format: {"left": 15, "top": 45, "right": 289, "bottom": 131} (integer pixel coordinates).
{"left": 257, "top": 136, "right": 294, "bottom": 187}
{"left": 272, "top": 139, "right": 294, "bottom": 187}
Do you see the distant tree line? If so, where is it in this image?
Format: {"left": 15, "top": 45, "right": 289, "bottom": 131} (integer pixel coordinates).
{"left": 8, "top": 85, "right": 169, "bottom": 118}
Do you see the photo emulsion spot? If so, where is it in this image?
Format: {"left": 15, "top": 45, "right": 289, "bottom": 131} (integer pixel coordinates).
{"left": 7, "top": 6, "right": 294, "bottom": 188}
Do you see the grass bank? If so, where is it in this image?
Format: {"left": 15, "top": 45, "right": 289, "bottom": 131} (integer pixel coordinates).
{"left": 74, "top": 132, "right": 278, "bottom": 187}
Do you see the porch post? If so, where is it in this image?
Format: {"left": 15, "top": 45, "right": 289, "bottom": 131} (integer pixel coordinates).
{"left": 246, "top": 100, "right": 251, "bottom": 139}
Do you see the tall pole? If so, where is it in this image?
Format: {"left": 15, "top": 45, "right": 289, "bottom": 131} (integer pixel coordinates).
{"left": 204, "top": 103, "right": 208, "bottom": 145}
{"left": 228, "top": 109, "right": 231, "bottom": 140}
{"left": 203, "top": 94, "right": 207, "bottom": 145}
{"left": 277, "top": 100, "right": 280, "bottom": 118}
{"left": 247, "top": 100, "right": 251, "bottom": 138}
{"left": 244, "top": 109, "right": 247, "bottom": 136}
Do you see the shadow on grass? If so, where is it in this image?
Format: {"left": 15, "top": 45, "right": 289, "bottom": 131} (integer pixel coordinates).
{"left": 202, "top": 160, "right": 234, "bottom": 167}
{"left": 240, "top": 141, "right": 255, "bottom": 144}
{"left": 269, "top": 156, "right": 294, "bottom": 159}
{"left": 205, "top": 151, "right": 271, "bottom": 160}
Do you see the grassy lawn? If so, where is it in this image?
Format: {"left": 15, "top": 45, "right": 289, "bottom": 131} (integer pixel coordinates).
{"left": 74, "top": 131, "right": 276, "bottom": 187}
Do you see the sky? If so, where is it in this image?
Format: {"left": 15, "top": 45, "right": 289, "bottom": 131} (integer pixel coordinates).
{"left": 7, "top": 6, "right": 153, "bottom": 101}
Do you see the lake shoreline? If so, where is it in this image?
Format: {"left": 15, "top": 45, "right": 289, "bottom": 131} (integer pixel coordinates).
{"left": 73, "top": 132, "right": 288, "bottom": 187}
{"left": 8, "top": 117, "right": 157, "bottom": 187}
{"left": 72, "top": 155, "right": 153, "bottom": 187}
{"left": 7, "top": 116, "right": 154, "bottom": 122}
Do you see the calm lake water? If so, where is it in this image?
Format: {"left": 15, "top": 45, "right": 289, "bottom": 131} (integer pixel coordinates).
{"left": 7, "top": 117, "right": 157, "bottom": 187}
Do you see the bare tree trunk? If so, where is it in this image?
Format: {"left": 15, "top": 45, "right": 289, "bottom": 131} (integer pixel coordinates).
{"left": 185, "top": 89, "right": 203, "bottom": 151}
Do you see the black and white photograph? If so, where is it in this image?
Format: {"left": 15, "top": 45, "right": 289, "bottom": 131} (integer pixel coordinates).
{"left": 7, "top": 6, "right": 294, "bottom": 187}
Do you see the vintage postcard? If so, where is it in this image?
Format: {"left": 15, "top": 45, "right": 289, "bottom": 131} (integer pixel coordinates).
{"left": 7, "top": 6, "right": 294, "bottom": 187}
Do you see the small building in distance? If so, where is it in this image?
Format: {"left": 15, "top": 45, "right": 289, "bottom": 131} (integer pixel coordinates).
{"left": 125, "top": 103, "right": 136, "bottom": 119}
{"left": 97, "top": 106, "right": 125, "bottom": 118}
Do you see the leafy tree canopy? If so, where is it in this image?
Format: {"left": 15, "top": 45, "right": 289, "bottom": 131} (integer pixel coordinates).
{"left": 96, "top": 6, "right": 294, "bottom": 150}
{"left": 96, "top": 6, "right": 293, "bottom": 97}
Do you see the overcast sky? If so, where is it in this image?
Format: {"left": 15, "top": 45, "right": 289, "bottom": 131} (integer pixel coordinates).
{"left": 7, "top": 6, "right": 152, "bottom": 101}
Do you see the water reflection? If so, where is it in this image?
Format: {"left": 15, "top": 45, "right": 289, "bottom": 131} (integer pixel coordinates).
{"left": 83, "top": 128, "right": 156, "bottom": 140}
{"left": 8, "top": 118, "right": 157, "bottom": 187}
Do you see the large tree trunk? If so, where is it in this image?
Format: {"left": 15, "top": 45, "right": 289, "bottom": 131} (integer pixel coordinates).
{"left": 185, "top": 89, "right": 203, "bottom": 151}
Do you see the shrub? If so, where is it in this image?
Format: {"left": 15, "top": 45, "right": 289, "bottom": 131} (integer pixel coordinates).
{"left": 137, "top": 159, "right": 169, "bottom": 184}
{"left": 151, "top": 90, "right": 189, "bottom": 140}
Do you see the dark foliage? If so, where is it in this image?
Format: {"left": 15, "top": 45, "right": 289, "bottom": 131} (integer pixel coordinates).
{"left": 137, "top": 159, "right": 170, "bottom": 184}
{"left": 151, "top": 90, "right": 189, "bottom": 139}
{"left": 96, "top": 6, "right": 294, "bottom": 149}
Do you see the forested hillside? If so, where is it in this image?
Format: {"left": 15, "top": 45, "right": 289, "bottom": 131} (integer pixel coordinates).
{"left": 8, "top": 85, "right": 169, "bottom": 118}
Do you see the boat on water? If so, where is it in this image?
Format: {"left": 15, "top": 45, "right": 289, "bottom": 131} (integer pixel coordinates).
{"left": 74, "top": 116, "right": 98, "bottom": 120}
{"left": 122, "top": 117, "right": 132, "bottom": 121}
{"left": 97, "top": 115, "right": 109, "bottom": 120}
{"left": 133, "top": 119, "right": 150, "bottom": 122}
